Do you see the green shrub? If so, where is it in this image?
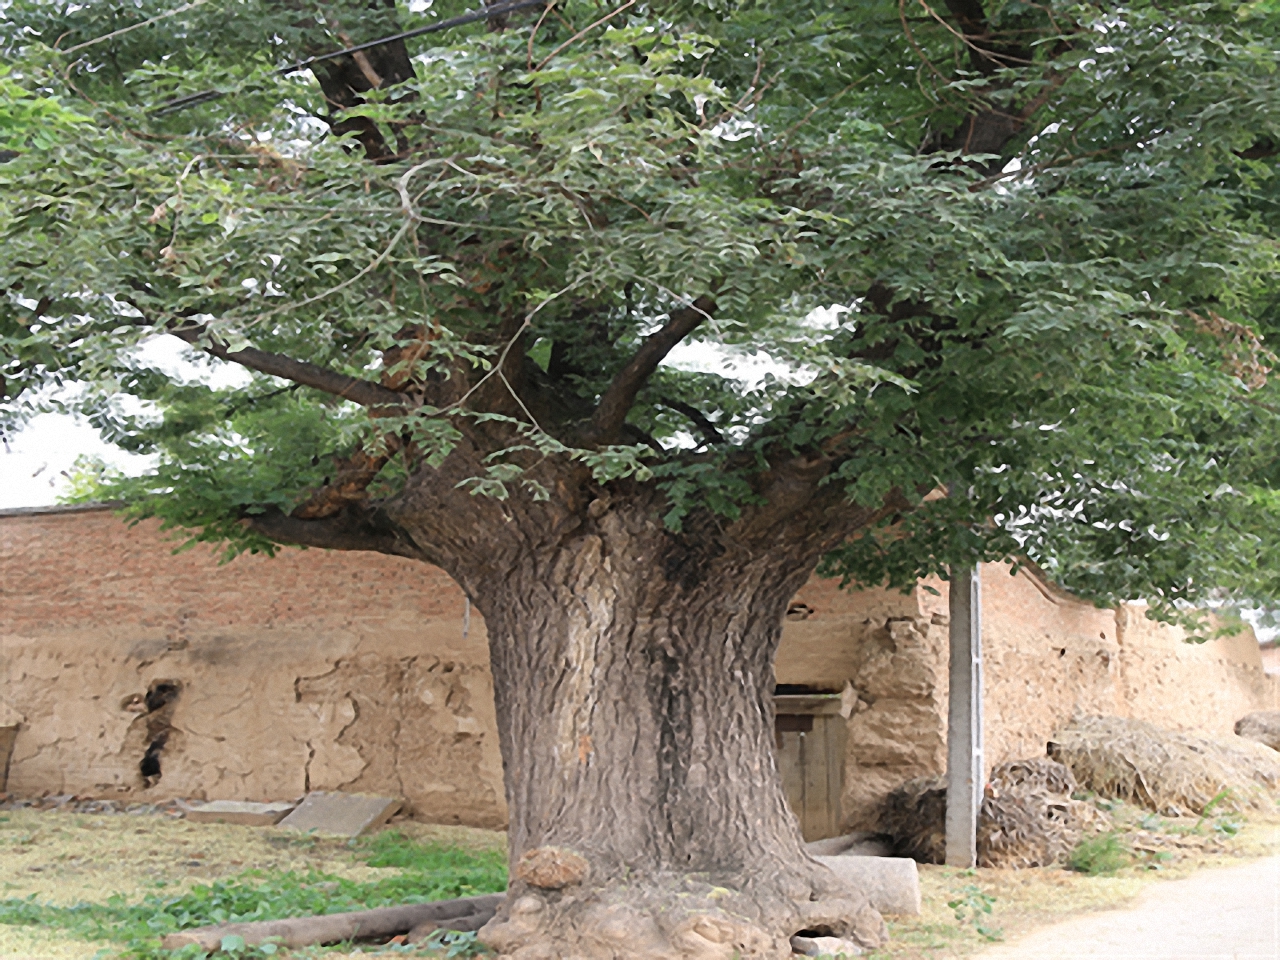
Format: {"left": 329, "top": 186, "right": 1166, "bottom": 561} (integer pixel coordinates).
{"left": 1068, "top": 833, "right": 1131, "bottom": 875}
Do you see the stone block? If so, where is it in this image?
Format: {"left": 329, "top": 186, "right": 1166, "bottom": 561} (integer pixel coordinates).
{"left": 815, "top": 856, "right": 921, "bottom": 916}
{"left": 790, "top": 934, "right": 862, "bottom": 957}
{"left": 184, "top": 800, "right": 297, "bottom": 826}
{"left": 1235, "top": 711, "right": 1280, "bottom": 752}
{"left": 805, "top": 832, "right": 894, "bottom": 858}
{"left": 276, "top": 791, "right": 403, "bottom": 837}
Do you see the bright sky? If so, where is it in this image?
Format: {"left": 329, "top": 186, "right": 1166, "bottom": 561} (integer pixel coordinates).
{"left": 1, "top": 337, "right": 250, "bottom": 510}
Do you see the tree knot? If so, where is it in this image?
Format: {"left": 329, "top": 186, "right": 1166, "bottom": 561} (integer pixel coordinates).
{"left": 514, "top": 846, "right": 590, "bottom": 890}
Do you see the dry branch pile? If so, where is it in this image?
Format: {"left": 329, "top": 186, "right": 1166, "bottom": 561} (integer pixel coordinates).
{"left": 1048, "top": 716, "right": 1280, "bottom": 815}
{"left": 881, "top": 759, "right": 1095, "bottom": 868}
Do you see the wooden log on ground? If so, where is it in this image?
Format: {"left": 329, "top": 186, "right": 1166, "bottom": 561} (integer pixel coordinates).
{"left": 160, "top": 893, "right": 504, "bottom": 953}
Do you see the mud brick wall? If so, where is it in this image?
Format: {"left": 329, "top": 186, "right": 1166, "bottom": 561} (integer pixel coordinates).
{"left": 2, "top": 506, "right": 1275, "bottom": 831}
{"left": 0, "top": 506, "right": 505, "bottom": 826}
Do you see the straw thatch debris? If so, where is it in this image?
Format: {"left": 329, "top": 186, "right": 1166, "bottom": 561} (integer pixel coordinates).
{"left": 1234, "top": 711, "right": 1280, "bottom": 752}
{"left": 880, "top": 759, "right": 1096, "bottom": 868}
{"left": 881, "top": 777, "right": 947, "bottom": 864}
{"left": 978, "top": 759, "right": 1090, "bottom": 869}
{"left": 1048, "top": 715, "right": 1280, "bottom": 816}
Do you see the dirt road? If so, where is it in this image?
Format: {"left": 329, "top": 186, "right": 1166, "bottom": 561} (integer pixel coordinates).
{"left": 973, "top": 856, "right": 1279, "bottom": 960}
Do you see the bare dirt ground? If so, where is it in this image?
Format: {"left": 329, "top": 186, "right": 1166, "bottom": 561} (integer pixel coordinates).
{"left": 971, "top": 856, "right": 1279, "bottom": 959}
{"left": 0, "top": 803, "right": 1275, "bottom": 959}
{"left": 868, "top": 808, "right": 1280, "bottom": 960}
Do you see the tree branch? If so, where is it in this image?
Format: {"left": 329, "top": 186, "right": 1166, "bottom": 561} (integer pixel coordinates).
{"left": 242, "top": 504, "right": 428, "bottom": 559}
{"left": 586, "top": 296, "right": 715, "bottom": 445}
{"left": 659, "top": 397, "right": 724, "bottom": 445}
{"left": 168, "top": 322, "right": 408, "bottom": 413}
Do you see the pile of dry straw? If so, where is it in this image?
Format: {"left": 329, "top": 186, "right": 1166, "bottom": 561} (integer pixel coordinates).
{"left": 1047, "top": 715, "right": 1280, "bottom": 816}
{"left": 881, "top": 715, "right": 1280, "bottom": 868}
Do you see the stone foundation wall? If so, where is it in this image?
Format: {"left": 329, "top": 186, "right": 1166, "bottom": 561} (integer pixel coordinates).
{"left": 2, "top": 507, "right": 1275, "bottom": 832}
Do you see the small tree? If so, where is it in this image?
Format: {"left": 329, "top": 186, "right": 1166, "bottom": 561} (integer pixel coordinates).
{"left": 3, "top": 1, "right": 1278, "bottom": 954}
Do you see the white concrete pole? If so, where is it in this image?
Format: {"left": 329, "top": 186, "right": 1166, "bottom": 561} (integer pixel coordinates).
{"left": 945, "top": 564, "right": 983, "bottom": 867}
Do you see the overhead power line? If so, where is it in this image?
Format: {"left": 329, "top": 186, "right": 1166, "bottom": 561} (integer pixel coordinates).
{"left": 59, "top": 0, "right": 210, "bottom": 55}
{"left": 150, "top": 0, "right": 549, "bottom": 117}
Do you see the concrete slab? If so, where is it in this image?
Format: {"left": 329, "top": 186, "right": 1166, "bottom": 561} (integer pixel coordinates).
{"left": 816, "top": 855, "right": 921, "bottom": 916}
{"left": 184, "top": 800, "right": 297, "bottom": 826}
{"left": 276, "top": 791, "right": 402, "bottom": 837}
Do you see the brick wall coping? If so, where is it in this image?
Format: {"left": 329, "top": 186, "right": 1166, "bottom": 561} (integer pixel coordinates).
{"left": 0, "top": 502, "right": 120, "bottom": 519}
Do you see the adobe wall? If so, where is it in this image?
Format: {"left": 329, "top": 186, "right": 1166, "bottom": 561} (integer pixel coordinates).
{"left": 1115, "top": 604, "right": 1277, "bottom": 737}
{"left": 779, "top": 563, "right": 1276, "bottom": 832}
{"left": 2, "top": 509, "right": 1275, "bottom": 834}
{"left": 0, "top": 507, "right": 506, "bottom": 827}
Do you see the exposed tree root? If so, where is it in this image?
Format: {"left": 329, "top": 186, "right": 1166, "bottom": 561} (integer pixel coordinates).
{"left": 480, "top": 861, "right": 887, "bottom": 960}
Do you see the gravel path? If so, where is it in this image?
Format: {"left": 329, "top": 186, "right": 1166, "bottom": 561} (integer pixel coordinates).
{"left": 974, "top": 856, "right": 1280, "bottom": 960}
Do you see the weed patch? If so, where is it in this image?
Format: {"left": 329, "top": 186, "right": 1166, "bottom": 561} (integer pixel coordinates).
{"left": 0, "top": 832, "right": 505, "bottom": 959}
{"left": 945, "top": 884, "right": 1002, "bottom": 941}
{"left": 1068, "top": 833, "right": 1131, "bottom": 875}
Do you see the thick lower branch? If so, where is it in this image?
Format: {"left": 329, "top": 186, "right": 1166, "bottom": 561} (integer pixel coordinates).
{"left": 242, "top": 504, "right": 428, "bottom": 559}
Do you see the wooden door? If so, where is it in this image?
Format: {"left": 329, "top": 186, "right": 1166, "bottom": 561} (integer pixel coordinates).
{"left": 774, "top": 694, "right": 845, "bottom": 841}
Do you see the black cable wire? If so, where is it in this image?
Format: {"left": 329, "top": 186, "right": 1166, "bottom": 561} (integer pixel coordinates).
{"left": 150, "top": 0, "right": 550, "bottom": 117}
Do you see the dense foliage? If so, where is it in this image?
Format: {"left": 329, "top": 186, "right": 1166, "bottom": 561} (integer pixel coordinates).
{"left": 2, "top": 0, "right": 1278, "bottom": 616}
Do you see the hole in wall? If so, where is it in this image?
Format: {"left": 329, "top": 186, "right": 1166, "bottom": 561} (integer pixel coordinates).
{"left": 137, "top": 680, "right": 182, "bottom": 787}
{"left": 140, "top": 733, "right": 168, "bottom": 785}
{"left": 145, "top": 681, "right": 181, "bottom": 712}
{"left": 786, "top": 602, "right": 815, "bottom": 621}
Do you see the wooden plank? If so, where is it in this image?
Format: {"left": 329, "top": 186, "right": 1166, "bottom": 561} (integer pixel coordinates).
{"left": 801, "top": 722, "right": 826, "bottom": 841}
{"left": 775, "top": 720, "right": 806, "bottom": 836}
{"left": 824, "top": 715, "right": 847, "bottom": 839}
{"left": 773, "top": 694, "right": 843, "bottom": 716}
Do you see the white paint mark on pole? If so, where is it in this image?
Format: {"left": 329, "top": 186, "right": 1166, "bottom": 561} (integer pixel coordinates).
{"left": 946, "top": 564, "right": 983, "bottom": 867}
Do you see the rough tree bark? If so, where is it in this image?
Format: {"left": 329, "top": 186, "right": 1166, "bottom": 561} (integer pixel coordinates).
{"left": 291, "top": 458, "right": 893, "bottom": 959}
{"left": 471, "top": 523, "right": 888, "bottom": 958}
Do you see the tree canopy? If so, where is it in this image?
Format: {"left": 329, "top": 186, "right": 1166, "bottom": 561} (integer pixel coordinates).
{"left": 3, "top": 0, "right": 1279, "bottom": 617}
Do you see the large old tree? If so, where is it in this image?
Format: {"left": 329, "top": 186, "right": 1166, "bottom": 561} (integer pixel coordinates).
{"left": 3, "top": 0, "right": 1279, "bottom": 955}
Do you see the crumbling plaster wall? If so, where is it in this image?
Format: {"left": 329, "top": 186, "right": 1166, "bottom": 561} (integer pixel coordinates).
{"left": 781, "top": 564, "right": 1276, "bottom": 832}
{"left": 3, "top": 509, "right": 1276, "bottom": 836}
{"left": 0, "top": 508, "right": 505, "bottom": 827}
{"left": 1114, "top": 604, "right": 1277, "bottom": 737}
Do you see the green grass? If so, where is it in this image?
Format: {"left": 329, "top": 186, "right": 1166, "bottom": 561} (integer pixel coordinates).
{"left": 0, "top": 831, "right": 507, "bottom": 959}
{"left": 1067, "top": 833, "right": 1132, "bottom": 875}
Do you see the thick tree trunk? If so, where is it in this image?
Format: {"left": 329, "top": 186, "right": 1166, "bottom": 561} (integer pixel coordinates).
{"left": 438, "top": 507, "right": 888, "bottom": 960}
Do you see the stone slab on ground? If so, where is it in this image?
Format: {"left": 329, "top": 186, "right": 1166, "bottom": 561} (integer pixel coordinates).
{"left": 806, "top": 832, "right": 895, "bottom": 858}
{"left": 815, "top": 855, "right": 921, "bottom": 916}
{"left": 972, "top": 855, "right": 1280, "bottom": 960}
{"left": 791, "top": 934, "right": 862, "bottom": 956}
{"left": 276, "top": 791, "right": 403, "bottom": 837}
{"left": 184, "top": 800, "right": 297, "bottom": 826}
